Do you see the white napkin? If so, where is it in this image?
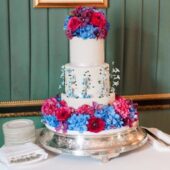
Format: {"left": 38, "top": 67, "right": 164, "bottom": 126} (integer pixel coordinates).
{"left": 147, "top": 128, "right": 170, "bottom": 152}
{"left": 0, "top": 143, "right": 48, "bottom": 167}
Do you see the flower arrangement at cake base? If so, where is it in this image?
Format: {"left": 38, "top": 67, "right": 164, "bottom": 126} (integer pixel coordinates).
{"left": 41, "top": 95, "right": 139, "bottom": 135}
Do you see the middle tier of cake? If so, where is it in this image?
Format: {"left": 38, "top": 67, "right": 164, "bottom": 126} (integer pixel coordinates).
{"left": 64, "top": 63, "right": 110, "bottom": 99}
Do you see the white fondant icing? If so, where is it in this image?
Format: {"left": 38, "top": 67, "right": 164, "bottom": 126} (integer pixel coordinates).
{"left": 70, "top": 37, "right": 105, "bottom": 66}
{"left": 61, "top": 93, "right": 115, "bottom": 109}
{"left": 64, "top": 63, "right": 110, "bottom": 98}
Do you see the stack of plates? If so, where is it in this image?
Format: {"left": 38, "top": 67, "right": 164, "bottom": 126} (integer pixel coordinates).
{"left": 2, "top": 119, "right": 36, "bottom": 146}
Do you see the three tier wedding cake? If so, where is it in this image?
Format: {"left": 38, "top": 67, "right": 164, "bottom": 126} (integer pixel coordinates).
{"left": 41, "top": 7, "right": 138, "bottom": 134}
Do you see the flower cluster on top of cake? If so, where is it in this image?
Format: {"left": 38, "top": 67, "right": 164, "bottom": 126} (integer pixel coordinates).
{"left": 64, "top": 7, "right": 110, "bottom": 39}
{"left": 41, "top": 95, "right": 139, "bottom": 133}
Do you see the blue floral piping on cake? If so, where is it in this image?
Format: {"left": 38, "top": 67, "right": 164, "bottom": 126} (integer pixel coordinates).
{"left": 110, "top": 62, "right": 120, "bottom": 93}
{"left": 63, "top": 64, "right": 120, "bottom": 99}
{"left": 98, "top": 65, "right": 110, "bottom": 98}
{"left": 81, "top": 70, "right": 92, "bottom": 98}
{"left": 58, "top": 65, "right": 65, "bottom": 90}
{"left": 65, "top": 67, "right": 78, "bottom": 98}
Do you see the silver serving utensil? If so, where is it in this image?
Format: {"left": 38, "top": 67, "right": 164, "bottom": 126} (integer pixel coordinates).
{"left": 9, "top": 154, "right": 42, "bottom": 164}
{"left": 142, "top": 127, "right": 170, "bottom": 147}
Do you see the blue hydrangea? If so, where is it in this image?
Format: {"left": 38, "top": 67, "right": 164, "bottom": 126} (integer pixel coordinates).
{"left": 42, "top": 115, "right": 60, "bottom": 128}
{"left": 95, "top": 106, "right": 124, "bottom": 129}
{"left": 67, "top": 114, "right": 90, "bottom": 132}
{"left": 75, "top": 25, "right": 96, "bottom": 39}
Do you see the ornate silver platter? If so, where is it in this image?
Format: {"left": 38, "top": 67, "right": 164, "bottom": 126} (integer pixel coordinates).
{"left": 39, "top": 126, "right": 148, "bottom": 162}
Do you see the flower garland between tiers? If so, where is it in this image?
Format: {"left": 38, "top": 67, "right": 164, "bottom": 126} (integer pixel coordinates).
{"left": 41, "top": 95, "right": 139, "bottom": 133}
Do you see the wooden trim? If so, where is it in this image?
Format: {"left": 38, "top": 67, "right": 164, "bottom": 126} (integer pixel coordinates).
{"left": 124, "top": 93, "right": 170, "bottom": 101}
{"left": 0, "top": 93, "right": 170, "bottom": 118}
{"left": 0, "top": 100, "right": 44, "bottom": 108}
{"left": 138, "top": 104, "right": 170, "bottom": 111}
{"left": 1, "top": 93, "right": 170, "bottom": 108}
{"left": 33, "top": 0, "right": 108, "bottom": 8}
{"left": 0, "top": 112, "right": 40, "bottom": 118}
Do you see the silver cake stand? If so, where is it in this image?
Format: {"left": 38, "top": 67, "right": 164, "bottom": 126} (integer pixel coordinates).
{"left": 39, "top": 126, "right": 148, "bottom": 162}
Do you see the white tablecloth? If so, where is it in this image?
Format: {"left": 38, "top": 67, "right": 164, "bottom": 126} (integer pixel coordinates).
{"left": 0, "top": 141, "right": 170, "bottom": 170}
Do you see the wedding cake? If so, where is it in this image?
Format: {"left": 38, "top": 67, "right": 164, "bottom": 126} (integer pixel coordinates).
{"left": 41, "top": 7, "right": 138, "bottom": 134}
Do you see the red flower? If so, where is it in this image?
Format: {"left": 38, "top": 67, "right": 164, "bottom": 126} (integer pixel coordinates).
{"left": 68, "top": 17, "right": 82, "bottom": 32}
{"left": 60, "top": 100, "right": 68, "bottom": 107}
{"left": 88, "top": 117, "right": 105, "bottom": 133}
{"left": 41, "top": 98, "right": 57, "bottom": 115}
{"left": 76, "top": 104, "right": 94, "bottom": 115}
{"left": 90, "top": 12, "right": 106, "bottom": 28}
{"left": 55, "top": 107, "right": 71, "bottom": 121}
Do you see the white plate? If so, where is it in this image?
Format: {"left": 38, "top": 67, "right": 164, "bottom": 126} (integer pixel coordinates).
{"left": 3, "top": 119, "right": 34, "bottom": 130}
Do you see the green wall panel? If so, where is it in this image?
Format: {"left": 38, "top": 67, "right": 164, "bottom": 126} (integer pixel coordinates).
{"left": 49, "top": 9, "right": 68, "bottom": 97}
{"left": 10, "top": 0, "right": 30, "bottom": 100}
{"left": 157, "top": 0, "right": 170, "bottom": 93}
{"left": 139, "top": 0, "right": 159, "bottom": 94}
{"left": 30, "top": 2, "right": 49, "bottom": 99}
{"left": 123, "top": 0, "right": 143, "bottom": 95}
{"left": 0, "top": 0, "right": 10, "bottom": 101}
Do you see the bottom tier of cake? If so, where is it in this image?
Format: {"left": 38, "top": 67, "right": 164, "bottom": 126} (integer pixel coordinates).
{"left": 41, "top": 95, "right": 139, "bottom": 134}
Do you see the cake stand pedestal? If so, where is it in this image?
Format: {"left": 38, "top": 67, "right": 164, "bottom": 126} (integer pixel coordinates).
{"left": 38, "top": 126, "right": 148, "bottom": 162}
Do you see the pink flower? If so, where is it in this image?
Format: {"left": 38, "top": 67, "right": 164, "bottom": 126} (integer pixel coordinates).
{"left": 68, "top": 17, "right": 82, "bottom": 32}
{"left": 90, "top": 12, "right": 106, "bottom": 28}
{"left": 113, "top": 96, "right": 130, "bottom": 119}
{"left": 76, "top": 104, "right": 94, "bottom": 115}
{"left": 41, "top": 98, "right": 57, "bottom": 115}
{"left": 55, "top": 107, "right": 72, "bottom": 121}
{"left": 88, "top": 117, "right": 105, "bottom": 133}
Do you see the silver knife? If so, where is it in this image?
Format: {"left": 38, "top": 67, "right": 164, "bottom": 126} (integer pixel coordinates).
{"left": 142, "top": 127, "right": 170, "bottom": 147}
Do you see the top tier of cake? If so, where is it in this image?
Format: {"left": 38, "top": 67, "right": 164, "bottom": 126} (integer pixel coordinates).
{"left": 64, "top": 7, "right": 109, "bottom": 67}
{"left": 70, "top": 37, "right": 104, "bottom": 66}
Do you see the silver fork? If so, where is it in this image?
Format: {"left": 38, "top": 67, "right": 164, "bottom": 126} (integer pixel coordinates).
{"left": 142, "top": 127, "right": 170, "bottom": 147}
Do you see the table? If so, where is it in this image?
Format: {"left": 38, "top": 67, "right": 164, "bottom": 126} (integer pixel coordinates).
{"left": 0, "top": 141, "right": 170, "bottom": 170}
